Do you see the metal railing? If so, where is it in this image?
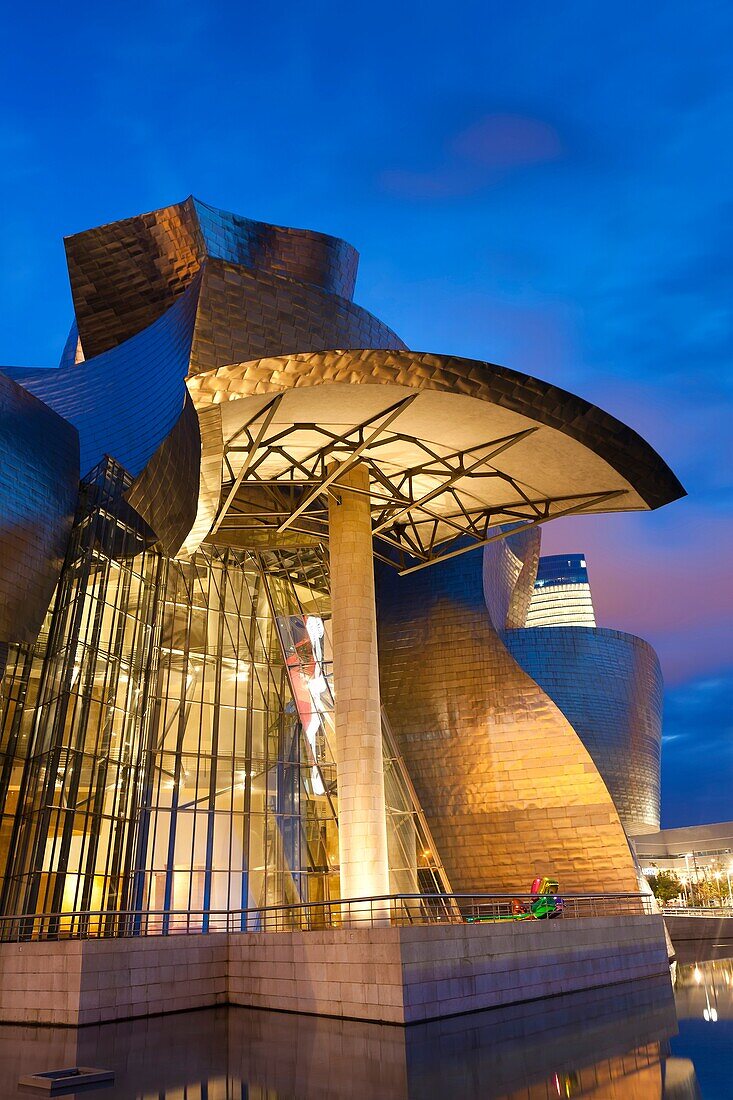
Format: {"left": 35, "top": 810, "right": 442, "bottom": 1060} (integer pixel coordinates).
{"left": 662, "top": 905, "right": 733, "bottom": 918}
{"left": 0, "top": 892, "right": 654, "bottom": 942}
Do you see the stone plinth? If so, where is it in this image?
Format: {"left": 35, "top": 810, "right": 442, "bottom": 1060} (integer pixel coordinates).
{"left": 664, "top": 912, "right": 733, "bottom": 943}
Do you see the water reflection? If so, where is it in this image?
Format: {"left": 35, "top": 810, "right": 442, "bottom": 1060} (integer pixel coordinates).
{"left": 670, "top": 948, "right": 733, "bottom": 1098}
{"left": 1, "top": 973, "right": 681, "bottom": 1100}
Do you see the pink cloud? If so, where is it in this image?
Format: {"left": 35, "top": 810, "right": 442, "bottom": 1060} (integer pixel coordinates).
{"left": 380, "top": 113, "right": 562, "bottom": 198}
{"left": 450, "top": 114, "right": 562, "bottom": 168}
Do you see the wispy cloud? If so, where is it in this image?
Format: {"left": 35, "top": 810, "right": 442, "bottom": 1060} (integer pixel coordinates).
{"left": 380, "top": 113, "right": 562, "bottom": 198}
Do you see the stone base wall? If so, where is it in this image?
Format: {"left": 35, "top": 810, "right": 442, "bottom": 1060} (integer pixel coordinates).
{"left": 0, "top": 915, "right": 669, "bottom": 1027}
{"left": 0, "top": 934, "right": 227, "bottom": 1026}
{"left": 664, "top": 913, "right": 733, "bottom": 943}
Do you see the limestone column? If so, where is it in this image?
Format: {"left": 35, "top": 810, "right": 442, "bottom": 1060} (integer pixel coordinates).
{"left": 328, "top": 462, "right": 390, "bottom": 918}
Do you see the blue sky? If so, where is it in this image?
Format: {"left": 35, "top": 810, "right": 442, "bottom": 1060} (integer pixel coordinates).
{"left": 1, "top": 0, "right": 731, "bottom": 826}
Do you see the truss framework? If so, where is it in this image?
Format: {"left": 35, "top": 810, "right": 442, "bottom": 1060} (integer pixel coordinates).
{"left": 211, "top": 399, "right": 627, "bottom": 573}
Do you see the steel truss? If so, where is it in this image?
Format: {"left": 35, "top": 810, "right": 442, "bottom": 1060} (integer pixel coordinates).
{"left": 211, "top": 399, "right": 626, "bottom": 573}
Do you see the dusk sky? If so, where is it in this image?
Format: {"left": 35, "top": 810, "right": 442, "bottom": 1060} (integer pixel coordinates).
{"left": 1, "top": 2, "right": 731, "bottom": 827}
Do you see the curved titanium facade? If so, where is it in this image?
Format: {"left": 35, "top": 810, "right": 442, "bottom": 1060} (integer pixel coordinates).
{"left": 483, "top": 526, "right": 541, "bottom": 633}
{"left": 0, "top": 371, "right": 79, "bottom": 644}
{"left": 0, "top": 196, "right": 683, "bottom": 925}
{"left": 485, "top": 534, "right": 663, "bottom": 835}
{"left": 503, "top": 627, "right": 663, "bottom": 833}
{"left": 64, "top": 196, "right": 366, "bottom": 359}
{"left": 5, "top": 198, "right": 406, "bottom": 557}
{"left": 7, "top": 280, "right": 199, "bottom": 478}
{"left": 188, "top": 257, "right": 405, "bottom": 377}
{"left": 125, "top": 392, "right": 203, "bottom": 558}
{"left": 376, "top": 548, "right": 639, "bottom": 895}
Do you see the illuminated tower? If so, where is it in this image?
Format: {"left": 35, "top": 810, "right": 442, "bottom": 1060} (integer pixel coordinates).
{"left": 526, "top": 554, "right": 596, "bottom": 627}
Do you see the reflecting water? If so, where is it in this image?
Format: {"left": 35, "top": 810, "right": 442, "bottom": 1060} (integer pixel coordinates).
{"left": 1, "top": 953, "right": 731, "bottom": 1098}
{"left": 670, "top": 942, "right": 733, "bottom": 1099}
{"left": 0, "top": 972, "right": 682, "bottom": 1100}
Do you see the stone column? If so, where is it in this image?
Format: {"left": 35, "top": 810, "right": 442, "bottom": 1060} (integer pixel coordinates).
{"left": 328, "top": 462, "right": 390, "bottom": 920}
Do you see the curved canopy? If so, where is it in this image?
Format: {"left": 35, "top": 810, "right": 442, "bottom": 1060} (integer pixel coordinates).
{"left": 187, "top": 349, "right": 685, "bottom": 572}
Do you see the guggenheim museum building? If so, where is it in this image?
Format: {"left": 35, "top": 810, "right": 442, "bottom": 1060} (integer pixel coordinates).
{"left": 0, "top": 199, "right": 684, "bottom": 929}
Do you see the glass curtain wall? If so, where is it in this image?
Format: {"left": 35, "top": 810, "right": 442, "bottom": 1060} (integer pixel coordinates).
{"left": 262, "top": 546, "right": 450, "bottom": 899}
{"left": 134, "top": 544, "right": 340, "bottom": 931}
{"left": 0, "top": 622, "right": 48, "bottom": 898}
{"left": 0, "top": 468, "right": 450, "bottom": 934}
{"left": 0, "top": 458, "right": 164, "bottom": 927}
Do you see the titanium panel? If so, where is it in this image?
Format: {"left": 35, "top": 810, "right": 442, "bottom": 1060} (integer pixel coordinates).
{"left": 181, "top": 404, "right": 224, "bottom": 557}
{"left": 65, "top": 197, "right": 366, "bottom": 360}
{"left": 483, "top": 526, "right": 541, "bottom": 631}
{"left": 125, "top": 392, "right": 201, "bottom": 557}
{"left": 193, "top": 198, "right": 359, "bottom": 300}
{"left": 58, "top": 320, "right": 84, "bottom": 368}
{"left": 503, "top": 626, "right": 663, "bottom": 833}
{"left": 64, "top": 198, "right": 204, "bottom": 358}
{"left": 9, "top": 278, "right": 200, "bottom": 477}
{"left": 376, "top": 546, "right": 639, "bottom": 894}
{"left": 188, "top": 257, "right": 405, "bottom": 377}
{"left": 0, "top": 371, "right": 79, "bottom": 644}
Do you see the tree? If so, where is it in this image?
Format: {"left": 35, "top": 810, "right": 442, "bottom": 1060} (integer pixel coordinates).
{"left": 646, "top": 869, "right": 683, "bottom": 905}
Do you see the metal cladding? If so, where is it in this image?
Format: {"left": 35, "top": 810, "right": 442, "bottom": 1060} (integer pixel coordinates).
{"left": 63, "top": 196, "right": 390, "bottom": 362}
{"left": 5, "top": 198, "right": 405, "bottom": 556}
{"left": 0, "top": 371, "right": 79, "bottom": 644}
{"left": 125, "top": 392, "right": 202, "bottom": 558}
{"left": 192, "top": 347, "right": 685, "bottom": 499}
{"left": 503, "top": 627, "right": 663, "bottom": 833}
{"left": 486, "top": 536, "right": 664, "bottom": 834}
{"left": 376, "top": 547, "right": 640, "bottom": 894}
{"left": 8, "top": 279, "right": 200, "bottom": 478}
{"left": 6, "top": 199, "right": 683, "bottom": 563}
{"left": 188, "top": 257, "right": 405, "bottom": 377}
{"left": 0, "top": 197, "right": 685, "bottom": 913}
{"left": 64, "top": 198, "right": 203, "bottom": 358}
{"left": 483, "top": 526, "right": 541, "bottom": 632}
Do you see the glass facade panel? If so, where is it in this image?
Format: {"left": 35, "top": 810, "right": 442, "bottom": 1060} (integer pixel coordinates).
{"left": 0, "top": 461, "right": 449, "bottom": 931}
{"left": 0, "top": 459, "right": 163, "bottom": 928}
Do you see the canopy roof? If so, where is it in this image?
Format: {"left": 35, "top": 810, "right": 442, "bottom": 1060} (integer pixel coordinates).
{"left": 187, "top": 349, "right": 685, "bottom": 572}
